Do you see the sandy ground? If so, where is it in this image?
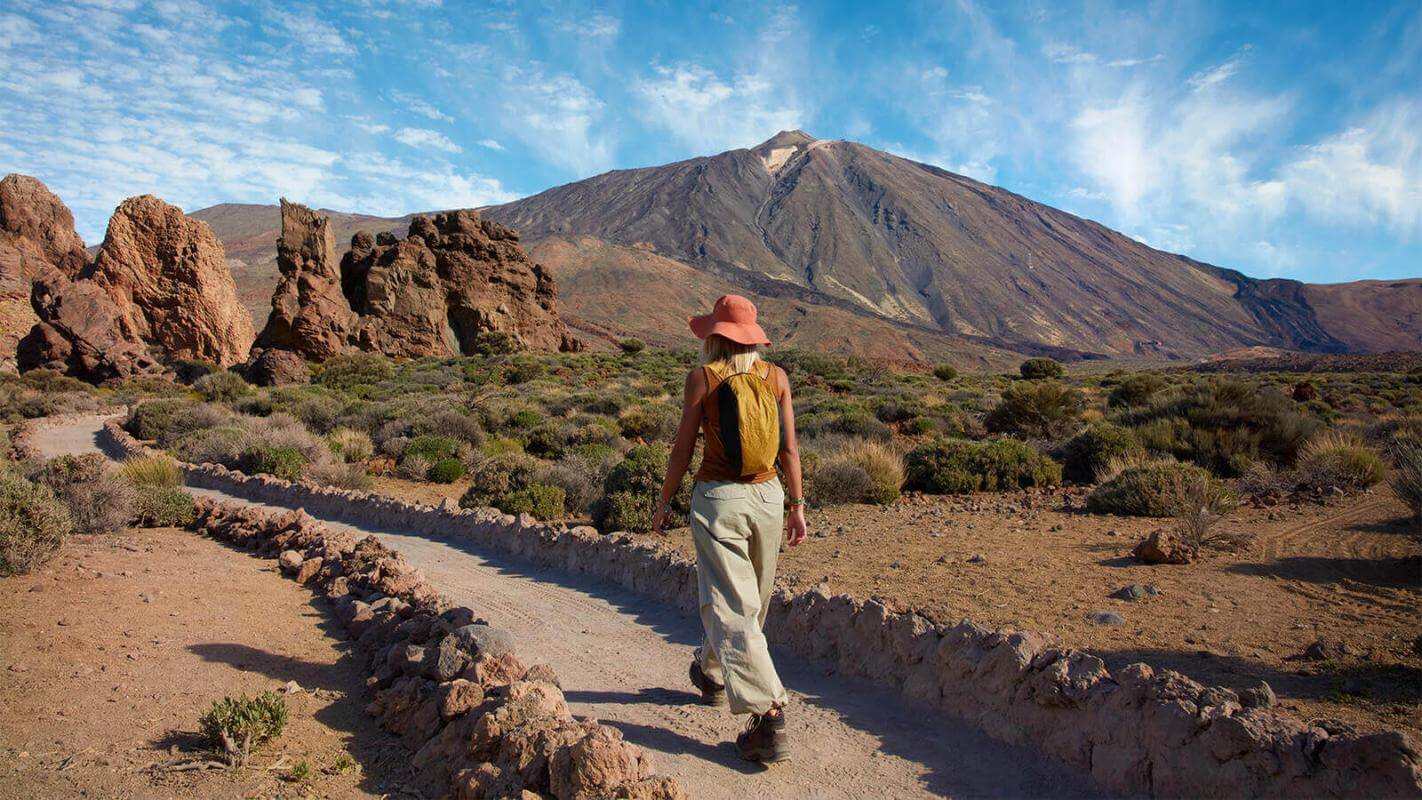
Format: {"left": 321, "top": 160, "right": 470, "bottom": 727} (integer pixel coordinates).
{"left": 29, "top": 416, "right": 1106, "bottom": 799}
{"left": 0, "top": 526, "right": 414, "bottom": 800}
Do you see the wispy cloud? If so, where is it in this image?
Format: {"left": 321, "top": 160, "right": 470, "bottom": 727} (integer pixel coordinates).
{"left": 393, "top": 127, "right": 462, "bottom": 152}
{"left": 389, "top": 89, "right": 453, "bottom": 122}
{"left": 478, "top": 138, "right": 505, "bottom": 151}
{"left": 499, "top": 66, "right": 612, "bottom": 174}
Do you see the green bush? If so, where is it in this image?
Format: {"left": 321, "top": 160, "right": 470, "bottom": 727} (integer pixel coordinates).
{"left": 0, "top": 472, "right": 73, "bottom": 575}
{"left": 428, "top": 458, "right": 467, "bottom": 484}
{"left": 594, "top": 445, "right": 689, "bottom": 532}
{"left": 499, "top": 483, "right": 566, "bottom": 519}
{"left": 1020, "top": 358, "right": 1065, "bottom": 380}
{"left": 471, "top": 330, "right": 518, "bottom": 356}
{"left": 125, "top": 398, "right": 197, "bottom": 441}
{"left": 199, "top": 692, "right": 288, "bottom": 766}
{"left": 193, "top": 371, "right": 252, "bottom": 402}
{"left": 326, "top": 428, "right": 374, "bottom": 463}
{"left": 1087, "top": 461, "right": 1236, "bottom": 517}
{"left": 932, "top": 364, "right": 958, "bottom": 381}
{"left": 172, "top": 426, "right": 248, "bottom": 466}
{"left": 905, "top": 438, "right": 1061, "bottom": 494}
{"left": 404, "top": 435, "right": 461, "bottom": 464}
{"left": 597, "top": 490, "right": 656, "bottom": 532}
{"left": 459, "top": 454, "right": 539, "bottom": 510}
{"left": 315, "top": 353, "right": 394, "bottom": 391}
{"left": 241, "top": 446, "right": 307, "bottom": 481}
{"left": 1392, "top": 439, "right": 1422, "bottom": 520}
{"left": 1108, "top": 374, "right": 1167, "bottom": 408}
{"left": 985, "top": 381, "right": 1084, "bottom": 439}
{"left": 1062, "top": 423, "right": 1145, "bottom": 484}
{"left": 133, "top": 485, "right": 196, "bottom": 527}
{"left": 1295, "top": 432, "right": 1387, "bottom": 492}
{"left": 619, "top": 338, "right": 646, "bottom": 355}
{"left": 619, "top": 404, "right": 678, "bottom": 442}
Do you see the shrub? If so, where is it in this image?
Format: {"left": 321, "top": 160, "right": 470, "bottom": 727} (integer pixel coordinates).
{"left": 594, "top": 445, "right": 689, "bottom": 531}
{"left": 460, "top": 454, "right": 540, "bottom": 510}
{"left": 172, "top": 426, "right": 249, "bottom": 466}
{"left": 483, "top": 437, "right": 525, "bottom": 457}
{"left": 1170, "top": 469, "right": 1248, "bottom": 553}
{"left": 536, "top": 450, "right": 619, "bottom": 515}
{"left": 410, "top": 411, "right": 484, "bottom": 447}
{"left": 396, "top": 454, "right": 432, "bottom": 481}
{"left": 1087, "top": 461, "right": 1236, "bottom": 518}
{"left": 499, "top": 483, "right": 566, "bottom": 519}
{"left": 193, "top": 371, "right": 252, "bottom": 402}
{"left": 125, "top": 398, "right": 196, "bottom": 441}
{"left": 1237, "top": 461, "right": 1296, "bottom": 499}
{"left": 133, "top": 485, "right": 196, "bottom": 527}
{"left": 985, "top": 381, "right": 1084, "bottom": 439}
{"left": 0, "top": 473, "right": 72, "bottom": 575}
{"left": 933, "top": 364, "right": 958, "bottom": 381}
{"left": 240, "top": 413, "right": 329, "bottom": 465}
{"left": 119, "top": 455, "right": 183, "bottom": 488}
{"left": 1392, "top": 439, "right": 1422, "bottom": 520}
{"left": 808, "top": 459, "right": 874, "bottom": 507}
{"left": 315, "top": 353, "right": 394, "bottom": 391}
{"left": 1062, "top": 423, "right": 1144, "bottom": 484}
{"left": 172, "top": 359, "right": 219, "bottom": 384}
{"left": 428, "top": 458, "right": 467, "bottom": 484}
{"left": 33, "top": 456, "right": 134, "bottom": 535}
{"left": 1020, "top": 358, "right": 1065, "bottom": 380}
{"left": 404, "top": 435, "right": 461, "bottom": 464}
{"left": 619, "top": 404, "right": 678, "bottom": 442}
{"left": 155, "top": 403, "right": 236, "bottom": 448}
{"left": 241, "top": 446, "right": 307, "bottom": 481}
{"left": 326, "top": 428, "right": 374, "bottom": 463}
{"left": 597, "top": 491, "right": 657, "bottom": 533}
{"left": 306, "top": 461, "right": 373, "bottom": 491}
{"left": 905, "top": 438, "right": 1061, "bottom": 494}
{"left": 809, "top": 439, "right": 903, "bottom": 505}
{"left": 1108, "top": 374, "right": 1166, "bottom": 408}
{"left": 471, "top": 330, "right": 518, "bottom": 356}
{"left": 199, "top": 692, "right": 288, "bottom": 766}
{"left": 619, "top": 338, "right": 646, "bottom": 355}
{"left": 1295, "top": 432, "right": 1387, "bottom": 492}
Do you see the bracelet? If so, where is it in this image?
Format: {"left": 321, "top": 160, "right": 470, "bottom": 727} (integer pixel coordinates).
{"left": 786, "top": 496, "right": 806, "bottom": 507}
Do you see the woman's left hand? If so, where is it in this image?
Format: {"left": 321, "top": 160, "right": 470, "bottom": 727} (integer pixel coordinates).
{"left": 650, "top": 501, "right": 670, "bottom": 535}
{"left": 786, "top": 504, "right": 808, "bottom": 546}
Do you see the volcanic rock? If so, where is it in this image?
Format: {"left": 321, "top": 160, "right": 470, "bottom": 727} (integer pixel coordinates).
{"left": 1132, "top": 529, "right": 1193, "bottom": 564}
{"left": 341, "top": 210, "right": 578, "bottom": 357}
{"left": 252, "top": 199, "right": 357, "bottom": 361}
{"left": 17, "top": 276, "right": 161, "bottom": 381}
{"left": 85, "top": 195, "right": 253, "bottom": 367}
{"left": 0, "top": 174, "right": 92, "bottom": 370}
{"left": 242, "top": 347, "right": 310, "bottom": 386}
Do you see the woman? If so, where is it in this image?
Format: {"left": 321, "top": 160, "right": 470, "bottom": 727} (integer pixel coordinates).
{"left": 650, "top": 294, "right": 807, "bottom": 764}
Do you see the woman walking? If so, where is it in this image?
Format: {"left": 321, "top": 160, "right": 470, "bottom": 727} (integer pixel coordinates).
{"left": 650, "top": 294, "right": 807, "bottom": 764}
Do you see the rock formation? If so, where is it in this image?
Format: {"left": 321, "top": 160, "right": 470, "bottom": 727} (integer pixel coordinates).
{"left": 252, "top": 201, "right": 577, "bottom": 363}
{"left": 85, "top": 195, "right": 253, "bottom": 367}
{"left": 342, "top": 210, "right": 578, "bottom": 357}
{"left": 252, "top": 199, "right": 358, "bottom": 361}
{"left": 17, "top": 276, "right": 161, "bottom": 380}
{"left": 0, "top": 174, "right": 92, "bottom": 371}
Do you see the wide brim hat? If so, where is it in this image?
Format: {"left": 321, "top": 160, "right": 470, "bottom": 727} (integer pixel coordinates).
{"left": 688, "top": 294, "right": 770, "bottom": 346}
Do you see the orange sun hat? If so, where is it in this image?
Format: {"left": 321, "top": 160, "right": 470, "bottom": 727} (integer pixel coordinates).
{"left": 688, "top": 294, "right": 771, "bottom": 346}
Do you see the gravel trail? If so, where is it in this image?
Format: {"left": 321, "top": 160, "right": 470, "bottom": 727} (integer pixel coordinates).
{"left": 35, "top": 415, "right": 1104, "bottom": 799}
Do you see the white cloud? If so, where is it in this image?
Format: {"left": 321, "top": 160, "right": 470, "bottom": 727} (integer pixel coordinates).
{"left": 478, "top": 138, "right": 504, "bottom": 151}
{"left": 393, "top": 127, "right": 462, "bottom": 152}
{"left": 633, "top": 63, "right": 803, "bottom": 154}
{"left": 389, "top": 89, "right": 453, "bottom": 122}
{"left": 559, "top": 13, "right": 620, "bottom": 39}
{"left": 1188, "top": 52, "right": 1246, "bottom": 91}
{"left": 500, "top": 67, "right": 613, "bottom": 174}
{"left": 1107, "top": 54, "right": 1164, "bottom": 68}
{"left": 266, "top": 8, "right": 352, "bottom": 56}
{"left": 1044, "top": 42, "right": 1096, "bottom": 64}
{"left": 1281, "top": 101, "right": 1422, "bottom": 236}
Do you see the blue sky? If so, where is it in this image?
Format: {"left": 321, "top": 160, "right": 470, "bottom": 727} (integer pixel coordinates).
{"left": 1, "top": 0, "right": 1418, "bottom": 283}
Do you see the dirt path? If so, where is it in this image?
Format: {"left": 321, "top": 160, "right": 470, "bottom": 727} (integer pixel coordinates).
{"left": 33, "top": 416, "right": 1104, "bottom": 799}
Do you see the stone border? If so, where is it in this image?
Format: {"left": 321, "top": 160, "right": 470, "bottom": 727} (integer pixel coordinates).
{"left": 189, "top": 498, "right": 684, "bottom": 800}
{"left": 104, "top": 419, "right": 1422, "bottom": 798}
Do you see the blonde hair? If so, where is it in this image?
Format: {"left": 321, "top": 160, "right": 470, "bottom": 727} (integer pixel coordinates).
{"left": 702, "top": 334, "right": 761, "bottom": 374}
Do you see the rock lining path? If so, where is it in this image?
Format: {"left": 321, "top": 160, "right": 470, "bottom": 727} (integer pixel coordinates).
{"left": 37, "top": 415, "right": 1105, "bottom": 799}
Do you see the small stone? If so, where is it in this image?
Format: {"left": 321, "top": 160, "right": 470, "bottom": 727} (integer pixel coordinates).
{"left": 452, "top": 624, "right": 515, "bottom": 659}
{"left": 1087, "top": 610, "right": 1125, "bottom": 625}
{"left": 278, "top": 550, "right": 303, "bottom": 573}
{"left": 1302, "top": 641, "right": 1333, "bottom": 661}
{"left": 1240, "top": 681, "right": 1276, "bottom": 709}
{"left": 966, "top": 553, "right": 987, "bottom": 564}
{"left": 281, "top": 680, "right": 303, "bottom": 694}
{"left": 1111, "top": 583, "right": 1160, "bottom": 601}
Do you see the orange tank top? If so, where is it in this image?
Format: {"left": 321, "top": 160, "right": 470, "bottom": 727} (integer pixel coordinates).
{"left": 694, "top": 360, "right": 784, "bottom": 484}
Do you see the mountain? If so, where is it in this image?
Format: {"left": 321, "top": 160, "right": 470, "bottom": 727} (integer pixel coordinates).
{"left": 193, "top": 131, "right": 1421, "bottom": 362}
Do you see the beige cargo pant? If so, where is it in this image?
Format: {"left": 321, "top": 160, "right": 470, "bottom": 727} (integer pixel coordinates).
{"left": 689, "top": 479, "right": 789, "bottom": 716}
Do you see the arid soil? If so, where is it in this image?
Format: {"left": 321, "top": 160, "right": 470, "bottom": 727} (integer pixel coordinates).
{"left": 0, "top": 526, "right": 415, "bottom": 799}
{"left": 369, "top": 476, "right": 1422, "bottom": 739}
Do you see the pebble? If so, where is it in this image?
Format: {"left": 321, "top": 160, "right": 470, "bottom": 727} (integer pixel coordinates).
{"left": 1112, "top": 584, "right": 1160, "bottom": 602}
{"left": 1087, "top": 610, "right": 1125, "bottom": 625}
{"left": 966, "top": 553, "right": 987, "bottom": 564}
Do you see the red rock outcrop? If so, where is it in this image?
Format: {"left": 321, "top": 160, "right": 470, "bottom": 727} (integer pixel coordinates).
{"left": 85, "top": 195, "right": 253, "bottom": 367}
{"left": 17, "top": 276, "right": 161, "bottom": 380}
{"left": 252, "top": 199, "right": 358, "bottom": 361}
{"left": 0, "top": 174, "right": 92, "bottom": 371}
{"left": 342, "top": 210, "right": 578, "bottom": 357}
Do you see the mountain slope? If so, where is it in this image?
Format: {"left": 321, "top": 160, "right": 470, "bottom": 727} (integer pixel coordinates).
{"left": 483, "top": 130, "right": 1419, "bottom": 358}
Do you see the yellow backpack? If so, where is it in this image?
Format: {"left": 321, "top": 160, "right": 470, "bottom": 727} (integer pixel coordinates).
{"left": 709, "top": 361, "right": 783, "bottom": 477}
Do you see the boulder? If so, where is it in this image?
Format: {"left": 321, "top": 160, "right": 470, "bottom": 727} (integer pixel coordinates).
{"left": 548, "top": 725, "right": 653, "bottom": 799}
{"left": 0, "top": 174, "right": 91, "bottom": 369}
{"left": 85, "top": 195, "right": 253, "bottom": 366}
{"left": 252, "top": 199, "right": 357, "bottom": 361}
{"left": 18, "top": 276, "right": 162, "bottom": 381}
{"left": 242, "top": 347, "right": 309, "bottom": 386}
{"left": 1132, "top": 529, "right": 1193, "bottom": 564}
{"left": 342, "top": 210, "right": 579, "bottom": 357}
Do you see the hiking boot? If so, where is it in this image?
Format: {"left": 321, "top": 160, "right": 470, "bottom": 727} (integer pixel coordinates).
{"left": 688, "top": 660, "right": 726, "bottom": 707}
{"left": 736, "top": 710, "right": 790, "bottom": 763}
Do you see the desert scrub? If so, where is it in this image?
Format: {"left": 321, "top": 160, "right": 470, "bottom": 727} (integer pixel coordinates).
{"left": 125, "top": 398, "right": 197, "bottom": 441}
{"left": 1107, "top": 373, "right": 1167, "bottom": 408}
{"left": 459, "top": 453, "right": 539, "bottom": 510}
{"left": 499, "top": 483, "right": 566, "bottom": 519}
{"left": 1087, "top": 460, "right": 1236, "bottom": 518}
{"left": 133, "top": 485, "right": 196, "bottom": 527}
{"left": 119, "top": 455, "right": 184, "bottom": 488}
{"left": 594, "top": 445, "right": 689, "bottom": 532}
{"left": 808, "top": 439, "right": 904, "bottom": 505}
{"left": 427, "top": 458, "right": 467, "bottom": 484}
{"left": 619, "top": 337, "right": 646, "bottom": 355}
{"left": 0, "top": 471, "right": 73, "bottom": 575}
{"left": 31, "top": 454, "right": 135, "bottom": 535}
{"left": 1019, "top": 357, "right": 1065, "bottom": 380}
{"left": 985, "top": 381, "right": 1085, "bottom": 439}
{"left": 193, "top": 370, "right": 252, "bottom": 402}
{"left": 1295, "top": 432, "right": 1387, "bottom": 492}
{"left": 1391, "top": 438, "right": 1422, "bottom": 520}
{"left": 1062, "top": 423, "right": 1145, "bottom": 484}
{"left": 404, "top": 435, "right": 461, "bottom": 464}
{"left": 932, "top": 364, "right": 958, "bottom": 381}
{"left": 314, "top": 352, "right": 394, "bottom": 391}
{"left": 904, "top": 438, "right": 1061, "bottom": 494}
{"left": 396, "top": 454, "right": 432, "bottom": 481}
{"left": 241, "top": 446, "right": 307, "bottom": 482}
{"left": 326, "top": 427, "right": 374, "bottom": 463}
{"left": 618, "top": 403, "right": 678, "bottom": 442}
{"left": 199, "top": 691, "right": 288, "bottom": 766}
{"left": 306, "top": 461, "right": 373, "bottom": 491}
